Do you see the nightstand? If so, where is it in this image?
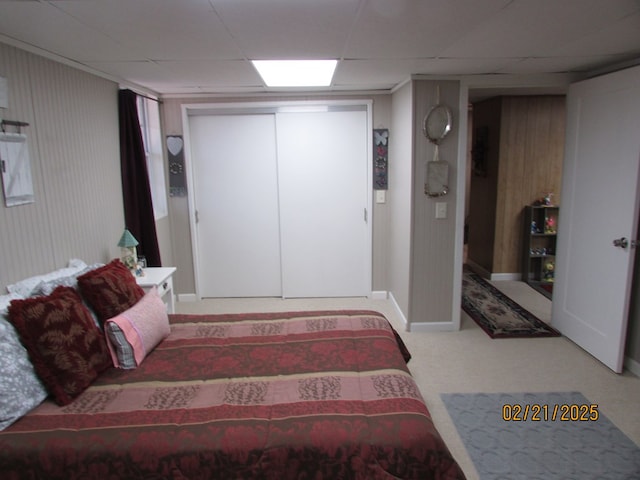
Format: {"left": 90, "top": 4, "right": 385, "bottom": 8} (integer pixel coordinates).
{"left": 135, "top": 267, "right": 176, "bottom": 313}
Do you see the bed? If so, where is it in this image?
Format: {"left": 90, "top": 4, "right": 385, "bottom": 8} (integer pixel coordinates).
{"left": 0, "top": 261, "right": 465, "bottom": 479}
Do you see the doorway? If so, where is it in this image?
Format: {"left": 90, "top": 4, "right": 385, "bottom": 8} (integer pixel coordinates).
{"left": 464, "top": 94, "right": 566, "bottom": 293}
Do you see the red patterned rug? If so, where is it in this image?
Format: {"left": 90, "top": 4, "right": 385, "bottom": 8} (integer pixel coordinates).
{"left": 462, "top": 272, "right": 561, "bottom": 338}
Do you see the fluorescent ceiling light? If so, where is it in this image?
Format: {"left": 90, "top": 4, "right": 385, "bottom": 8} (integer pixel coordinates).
{"left": 252, "top": 60, "right": 337, "bottom": 87}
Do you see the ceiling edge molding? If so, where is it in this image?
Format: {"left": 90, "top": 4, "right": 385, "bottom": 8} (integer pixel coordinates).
{"left": 0, "top": 34, "right": 159, "bottom": 98}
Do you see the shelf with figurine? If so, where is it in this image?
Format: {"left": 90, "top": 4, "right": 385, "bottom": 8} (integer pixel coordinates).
{"left": 522, "top": 196, "right": 559, "bottom": 299}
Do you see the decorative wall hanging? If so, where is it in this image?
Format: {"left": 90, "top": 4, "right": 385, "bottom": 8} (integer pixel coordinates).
{"left": 423, "top": 85, "right": 453, "bottom": 197}
{"left": 0, "top": 76, "right": 8, "bottom": 109}
{"left": 166, "top": 135, "right": 187, "bottom": 197}
{"left": 373, "top": 128, "right": 388, "bottom": 190}
{"left": 1, "top": 120, "right": 34, "bottom": 207}
{"left": 425, "top": 161, "right": 449, "bottom": 197}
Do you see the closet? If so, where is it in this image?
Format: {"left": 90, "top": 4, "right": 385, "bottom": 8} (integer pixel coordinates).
{"left": 187, "top": 105, "right": 371, "bottom": 298}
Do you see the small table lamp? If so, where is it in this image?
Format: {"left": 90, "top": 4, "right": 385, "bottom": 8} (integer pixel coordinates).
{"left": 118, "top": 229, "right": 139, "bottom": 271}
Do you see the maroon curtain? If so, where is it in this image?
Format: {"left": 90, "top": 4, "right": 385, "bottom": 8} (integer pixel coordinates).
{"left": 118, "top": 89, "right": 161, "bottom": 267}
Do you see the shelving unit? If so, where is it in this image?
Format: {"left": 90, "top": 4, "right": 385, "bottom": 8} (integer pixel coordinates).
{"left": 522, "top": 205, "right": 559, "bottom": 299}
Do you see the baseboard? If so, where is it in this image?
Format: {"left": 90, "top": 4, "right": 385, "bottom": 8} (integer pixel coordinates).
{"left": 409, "top": 321, "right": 459, "bottom": 332}
{"left": 388, "top": 291, "right": 458, "bottom": 332}
{"left": 490, "top": 272, "right": 522, "bottom": 281}
{"left": 177, "top": 293, "right": 197, "bottom": 302}
{"left": 388, "top": 291, "right": 409, "bottom": 331}
{"left": 465, "top": 261, "right": 521, "bottom": 282}
{"left": 624, "top": 355, "right": 640, "bottom": 377}
{"left": 370, "top": 290, "right": 387, "bottom": 300}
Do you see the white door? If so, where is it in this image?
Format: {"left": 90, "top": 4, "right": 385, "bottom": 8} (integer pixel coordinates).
{"left": 189, "top": 114, "right": 282, "bottom": 297}
{"left": 276, "top": 110, "right": 370, "bottom": 297}
{"left": 553, "top": 66, "right": 640, "bottom": 372}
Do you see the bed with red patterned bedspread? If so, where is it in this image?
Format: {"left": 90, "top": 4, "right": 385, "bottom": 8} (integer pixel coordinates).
{"left": 0, "top": 310, "right": 465, "bottom": 479}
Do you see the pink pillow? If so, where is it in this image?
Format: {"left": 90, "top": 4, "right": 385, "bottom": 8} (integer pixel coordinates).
{"left": 104, "top": 287, "right": 170, "bottom": 368}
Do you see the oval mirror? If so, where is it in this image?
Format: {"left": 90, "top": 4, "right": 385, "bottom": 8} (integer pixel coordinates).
{"left": 423, "top": 104, "right": 453, "bottom": 144}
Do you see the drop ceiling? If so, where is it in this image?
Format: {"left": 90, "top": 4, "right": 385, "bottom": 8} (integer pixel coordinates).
{"left": 0, "top": 0, "right": 638, "bottom": 98}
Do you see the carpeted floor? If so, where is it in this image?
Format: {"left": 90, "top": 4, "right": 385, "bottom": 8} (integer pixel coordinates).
{"left": 462, "top": 272, "right": 560, "bottom": 338}
{"left": 441, "top": 391, "right": 640, "bottom": 480}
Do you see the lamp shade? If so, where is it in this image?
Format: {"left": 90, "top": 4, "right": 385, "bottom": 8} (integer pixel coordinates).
{"left": 117, "top": 229, "right": 139, "bottom": 248}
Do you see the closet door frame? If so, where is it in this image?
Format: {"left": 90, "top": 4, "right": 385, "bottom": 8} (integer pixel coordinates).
{"left": 181, "top": 100, "right": 373, "bottom": 300}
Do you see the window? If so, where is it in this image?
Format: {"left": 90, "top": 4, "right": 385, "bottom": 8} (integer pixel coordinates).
{"left": 137, "top": 96, "right": 168, "bottom": 220}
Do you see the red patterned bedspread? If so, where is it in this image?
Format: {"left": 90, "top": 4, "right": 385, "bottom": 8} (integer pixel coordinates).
{"left": 0, "top": 310, "right": 465, "bottom": 479}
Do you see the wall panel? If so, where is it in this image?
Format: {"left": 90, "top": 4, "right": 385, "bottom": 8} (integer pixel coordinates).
{"left": 388, "top": 83, "right": 413, "bottom": 320}
{"left": 410, "top": 80, "right": 460, "bottom": 325}
{"left": 0, "top": 41, "right": 123, "bottom": 289}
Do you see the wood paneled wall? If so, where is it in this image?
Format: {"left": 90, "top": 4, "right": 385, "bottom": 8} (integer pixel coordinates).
{"left": 0, "top": 42, "right": 123, "bottom": 289}
{"left": 467, "top": 97, "right": 501, "bottom": 274}
{"left": 469, "top": 96, "right": 565, "bottom": 276}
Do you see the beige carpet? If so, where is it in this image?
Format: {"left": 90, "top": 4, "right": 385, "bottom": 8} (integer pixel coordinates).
{"left": 175, "top": 284, "right": 640, "bottom": 480}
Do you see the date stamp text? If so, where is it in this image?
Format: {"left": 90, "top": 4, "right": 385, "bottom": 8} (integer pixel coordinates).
{"left": 502, "top": 403, "right": 599, "bottom": 422}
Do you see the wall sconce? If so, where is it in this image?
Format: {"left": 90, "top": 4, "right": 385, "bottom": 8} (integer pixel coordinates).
{"left": 117, "top": 229, "right": 138, "bottom": 271}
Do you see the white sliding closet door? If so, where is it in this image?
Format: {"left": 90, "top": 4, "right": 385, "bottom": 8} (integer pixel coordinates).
{"left": 276, "top": 110, "right": 369, "bottom": 297}
{"left": 189, "top": 114, "right": 282, "bottom": 297}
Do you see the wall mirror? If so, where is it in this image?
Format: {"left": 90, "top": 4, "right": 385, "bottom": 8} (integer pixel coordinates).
{"left": 423, "top": 104, "right": 453, "bottom": 145}
{"left": 424, "top": 160, "right": 449, "bottom": 197}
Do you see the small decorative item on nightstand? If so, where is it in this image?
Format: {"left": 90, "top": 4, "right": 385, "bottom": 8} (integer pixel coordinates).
{"left": 117, "top": 229, "right": 138, "bottom": 271}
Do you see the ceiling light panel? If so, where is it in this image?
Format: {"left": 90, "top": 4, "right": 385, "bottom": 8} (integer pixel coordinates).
{"left": 252, "top": 60, "right": 337, "bottom": 87}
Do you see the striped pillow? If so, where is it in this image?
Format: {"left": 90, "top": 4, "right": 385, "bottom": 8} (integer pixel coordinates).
{"left": 104, "top": 287, "right": 170, "bottom": 369}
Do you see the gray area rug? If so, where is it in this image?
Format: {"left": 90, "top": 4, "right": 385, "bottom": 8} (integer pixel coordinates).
{"left": 441, "top": 391, "right": 640, "bottom": 480}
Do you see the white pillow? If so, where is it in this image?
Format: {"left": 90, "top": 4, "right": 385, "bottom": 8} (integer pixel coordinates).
{"left": 0, "top": 294, "right": 48, "bottom": 430}
{"left": 0, "top": 292, "right": 23, "bottom": 314}
{"left": 6, "top": 259, "right": 88, "bottom": 297}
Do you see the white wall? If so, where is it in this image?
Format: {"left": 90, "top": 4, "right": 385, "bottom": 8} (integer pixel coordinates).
{"left": 409, "top": 80, "right": 462, "bottom": 329}
{"left": 388, "top": 79, "right": 463, "bottom": 330}
{"left": 388, "top": 82, "right": 414, "bottom": 324}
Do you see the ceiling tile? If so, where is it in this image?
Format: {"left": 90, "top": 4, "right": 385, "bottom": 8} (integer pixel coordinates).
{"left": 0, "top": 1, "right": 140, "bottom": 61}
{"left": 54, "top": 0, "right": 242, "bottom": 60}
{"left": 84, "top": 60, "right": 174, "bottom": 86}
{"left": 157, "top": 60, "right": 263, "bottom": 87}
{"left": 211, "top": 0, "right": 360, "bottom": 59}
{"left": 344, "top": 0, "right": 509, "bottom": 58}
{"left": 553, "top": 11, "right": 640, "bottom": 57}
{"left": 497, "top": 54, "right": 639, "bottom": 74}
{"left": 441, "top": 0, "right": 640, "bottom": 59}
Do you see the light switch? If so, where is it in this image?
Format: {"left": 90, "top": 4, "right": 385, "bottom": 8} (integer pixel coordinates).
{"left": 435, "top": 202, "right": 447, "bottom": 219}
{"left": 375, "top": 190, "right": 386, "bottom": 204}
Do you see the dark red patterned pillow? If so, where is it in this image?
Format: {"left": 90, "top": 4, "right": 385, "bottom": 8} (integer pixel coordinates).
{"left": 77, "top": 259, "right": 145, "bottom": 324}
{"left": 7, "top": 286, "right": 112, "bottom": 406}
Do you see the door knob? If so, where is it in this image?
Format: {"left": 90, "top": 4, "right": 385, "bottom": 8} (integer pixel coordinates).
{"left": 613, "top": 237, "right": 639, "bottom": 249}
{"left": 613, "top": 237, "right": 629, "bottom": 249}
